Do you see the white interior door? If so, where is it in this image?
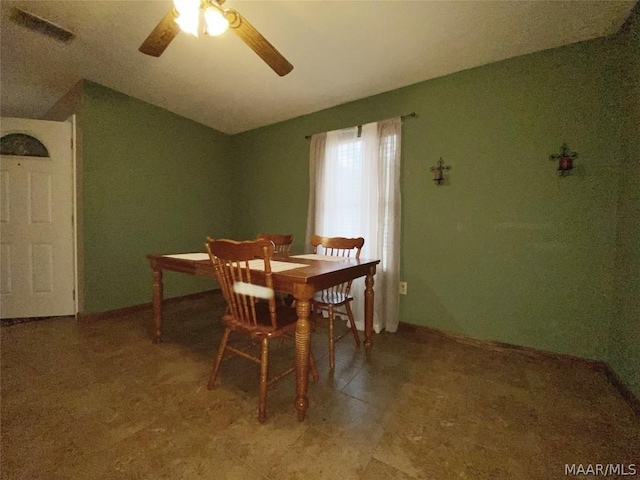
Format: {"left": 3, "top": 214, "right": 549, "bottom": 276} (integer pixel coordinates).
{"left": 0, "top": 117, "right": 75, "bottom": 318}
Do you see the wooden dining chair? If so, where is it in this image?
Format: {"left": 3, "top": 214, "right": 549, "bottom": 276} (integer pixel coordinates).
{"left": 256, "top": 233, "right": 293, "bottom": 253}
{"left": 205, "top": 236, "right": 318, "bottom": 423}
{"left": 310, "top": 235, "right": 365, "bottom": 371}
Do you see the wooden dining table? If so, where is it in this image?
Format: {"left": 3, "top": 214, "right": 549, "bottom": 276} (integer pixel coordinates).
{"left": 146, "top": 251, "right": 380, "bottom": 421}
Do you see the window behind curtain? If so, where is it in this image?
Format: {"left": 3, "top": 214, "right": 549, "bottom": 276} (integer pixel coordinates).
{"left": 307, "top": 118, "right": 401, "bottom": 333}
{"left": 318, "top": 127, "right": 365, "bottom": 240}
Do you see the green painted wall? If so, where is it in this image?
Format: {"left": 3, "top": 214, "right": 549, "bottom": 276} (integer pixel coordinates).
{"left": 230, "top": 35, "right": 625, "bottom": 362}
{"left": 81, "top": 82, "right": 234, "bottom": 313}
{"left": 611, "top": 7, "right": 640, "bottom": 397}
{"left": 77, "top": 15, "right": 637, "bottom": 395}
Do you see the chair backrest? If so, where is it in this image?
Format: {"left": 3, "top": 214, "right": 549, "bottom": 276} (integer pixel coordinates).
{"left": 256, "top": 233, "right": 293, "bottom": 253}
{"left": 310, "top": 235, "right": 364, "bottom": 295}
{"left": 205, "top": 237, "right": 277, "bottom": 331}
{"left": 311, "top": 235, "right": 364, "bottom": 259}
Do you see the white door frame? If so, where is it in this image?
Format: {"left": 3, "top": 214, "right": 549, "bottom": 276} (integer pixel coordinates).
{"left": 70, "top": 114, "right": 79, "bottom": 316}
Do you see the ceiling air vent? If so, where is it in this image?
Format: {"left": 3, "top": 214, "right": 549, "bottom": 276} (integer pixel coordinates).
{"left": 10, "top": 7, "right": 75, "bottom": 43}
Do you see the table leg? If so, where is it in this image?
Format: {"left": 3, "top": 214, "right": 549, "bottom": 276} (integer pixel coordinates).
{"left": 364, "top": 265, "right": 376, "bottom": 357}
{"left": 152, "top": 268, "right": 163, "bottom": 343}
{"left": 293, "top": 284, "right": 313, "bottom": 422}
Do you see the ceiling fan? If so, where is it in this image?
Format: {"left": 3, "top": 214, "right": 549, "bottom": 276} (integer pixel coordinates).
{"left": 139, "top": 0, "right": 293, "bottom": 76}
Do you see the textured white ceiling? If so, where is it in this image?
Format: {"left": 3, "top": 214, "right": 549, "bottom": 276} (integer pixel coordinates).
{"left": 0, "top": 0, "right": 635, "bottom": 134}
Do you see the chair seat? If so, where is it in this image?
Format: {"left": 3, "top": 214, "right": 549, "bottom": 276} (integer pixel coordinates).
{"left": 222, "top": 302, "right": 298, "bottom": 337}
{"left": 313, "top": 290, "right": 353, "bottom": 306}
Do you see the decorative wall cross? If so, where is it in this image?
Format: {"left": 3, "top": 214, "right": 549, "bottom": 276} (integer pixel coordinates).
{"left": 430, "top": 158, "right": 451, "bottom": 185}
{"left": 550, "top": 143, "right": 578, "bottom": 176}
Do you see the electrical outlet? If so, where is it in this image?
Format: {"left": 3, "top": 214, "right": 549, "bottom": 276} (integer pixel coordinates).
{"left": 399, "top": 281, "right": 407, "bottom": 295}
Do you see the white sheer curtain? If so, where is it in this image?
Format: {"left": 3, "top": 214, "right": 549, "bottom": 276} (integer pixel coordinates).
{"left": 305, "top": 118, "right": 401, "bottom": 333}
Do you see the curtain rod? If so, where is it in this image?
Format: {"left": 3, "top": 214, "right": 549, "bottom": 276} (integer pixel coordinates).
{"left": 304, "top": 112, "right": 416, "bottom": 140}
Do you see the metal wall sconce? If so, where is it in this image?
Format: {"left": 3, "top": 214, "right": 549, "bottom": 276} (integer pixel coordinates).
{"left": 549, "top": 143, "right": 578, "bottom": 176}
{"left": 430, "top": 158, "right": 451, "bottom": 185}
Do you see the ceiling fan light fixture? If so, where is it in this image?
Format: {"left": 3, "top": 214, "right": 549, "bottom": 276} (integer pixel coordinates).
{"left": 173, "top": 0, "right": 201, "bottom": 36}
{"left": 204, "top": 6, "right": 229, "bottom": 36}
{"left": 175, "top": 13, "right": 199, "bottom": 36}
{"left": 173, "top": 0, "right": 200, "bottom": 16}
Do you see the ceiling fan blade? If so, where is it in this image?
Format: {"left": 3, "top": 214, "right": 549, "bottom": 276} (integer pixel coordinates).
{"left": 139, "top": 9, "right": 180, "bottom": 57}
{"left": 225, "top": 9, "right": 293, "bottom": 76}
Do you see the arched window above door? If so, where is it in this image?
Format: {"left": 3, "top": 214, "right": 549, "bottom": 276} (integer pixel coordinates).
{"left": 1, "top": 133, "right": 50, "bottom": 158}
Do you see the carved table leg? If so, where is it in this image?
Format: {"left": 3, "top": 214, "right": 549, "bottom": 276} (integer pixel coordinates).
{"left": 364, "top": 265, "right": 376, "bottom": 357}
{"left": 152, "top": 268, "right": 163, "bottom": 343}
{"left": 293, "top": 283, "right": 313, "bottom": 422}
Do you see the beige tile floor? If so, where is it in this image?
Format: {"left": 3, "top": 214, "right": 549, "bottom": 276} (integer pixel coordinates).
{"left": 1, "top": 292, "right": 638, "bottom": 479}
